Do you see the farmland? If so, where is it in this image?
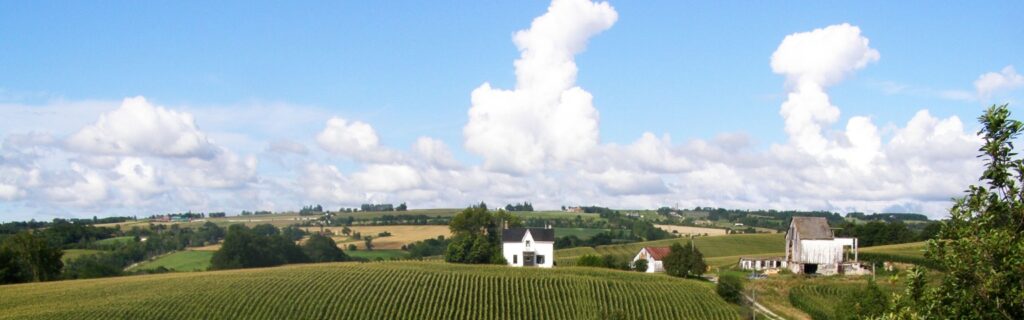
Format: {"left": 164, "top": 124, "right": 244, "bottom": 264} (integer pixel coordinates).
{"left": 552, "top": 227, "right": 608, "bottom": 240}
{"left": 556, "top": 233, "right": 785, "bottom": 266}
{"left": 0, "top": 261, "right": 739, "bottom": 319}
{"left": 60, "top": 249, "right": 103, "bottom": 263}
{"left": 128, "top": 251, "right": 214, "bottom": 272}
{"left": 308, "top": 225, "right": 451, "bottom": 250}
{"left": 346, "top": 249, "right": 409, "bottom": 260}
{"left": 654, "top": 224, "right": 728, "bottom": 236}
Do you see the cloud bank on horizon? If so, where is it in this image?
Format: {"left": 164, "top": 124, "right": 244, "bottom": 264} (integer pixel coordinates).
{"left": 0, "top": 0, "right": 1016, "bottom": 220}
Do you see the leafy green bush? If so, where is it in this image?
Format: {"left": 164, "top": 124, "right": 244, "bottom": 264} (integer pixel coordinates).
{"left": 715, "top": 274, "right": 743, "bottom": 304}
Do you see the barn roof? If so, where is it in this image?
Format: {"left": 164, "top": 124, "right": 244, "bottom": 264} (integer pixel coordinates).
{"left": 642, "top": 247, "right": 672, "bottom": 261}
{"left": 501, "top": 228, "right": 555, "bottom": 242}
{"left": 790, "top": 217, "right": 834, "bottom": 240}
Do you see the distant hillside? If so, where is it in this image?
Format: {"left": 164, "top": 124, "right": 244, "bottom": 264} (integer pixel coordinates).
{"left": 0, "top": 261, "right": 738, "bottom": 320}
{"left": 556, "top": 233, "right": 785, "bottom": 266}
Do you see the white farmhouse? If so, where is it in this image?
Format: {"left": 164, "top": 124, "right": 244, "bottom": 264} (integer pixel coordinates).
{"left": 784, "top": 217, "right": 868, "bottom": 275}
{"left": 632, "top": 246, "right": 671, "bottom": 273}
{"left": 502, "top": 228, "right": 555, "bottom": 268}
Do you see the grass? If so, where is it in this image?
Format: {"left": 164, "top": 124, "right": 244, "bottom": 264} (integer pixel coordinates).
{"left": 511, "top": 211, "right": 603, "bottom": 220}
{"left": 93, "top": 236, "right": 135, "bottom": 246}
{"left": 314, "top": 225, "right": 451, "bottom": 250}
{"left": 0, "top": 261, "right": 739, "bottom": 319}
{"left": 556, "top": 233, "right": 785, "bottom": 266}
{"left": 859, "top": 241, "right": 927, "bottom": 258}
{"left": 654, "top": 224, "right": 728, "bottom": 236}
{"left": 60, "top": 249, "right": 104, "bottom": 263}
{"left": 128, "top": 251, "right": 214, "bottom": 272}
{"left": 552, "top": 227, "right": 608, "bottom": 240}
{"left": 346, "top": 249, "right": 409, "bottom": 260}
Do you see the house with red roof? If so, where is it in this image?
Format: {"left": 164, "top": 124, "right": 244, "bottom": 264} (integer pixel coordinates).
{"left": 632, "top": 246, "right": 672, "bottom": 273}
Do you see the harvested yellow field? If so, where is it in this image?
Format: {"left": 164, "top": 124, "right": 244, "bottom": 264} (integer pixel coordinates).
{"left": 305, "top": 225, "right": 451, "bottom": 250}
{"left": 655, "top": 224, "right": 728, "bottom": 236}
{"left": 189, "top": 244, "right": 222, "bottom": 251}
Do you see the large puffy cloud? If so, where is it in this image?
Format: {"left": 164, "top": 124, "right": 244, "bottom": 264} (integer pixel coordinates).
{"left": 315, "top": 117, "right": 398, "bottom": 162}
{"left": 463, "top": 0, "right": 616, "bottom": 174}
{"left": 67, "top": 96, "right": 217, "bottom": 158}
{"left": 771, "top": 23, "right": 880, "bottom": 156}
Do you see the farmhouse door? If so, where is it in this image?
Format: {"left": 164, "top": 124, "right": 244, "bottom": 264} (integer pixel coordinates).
{"left": 523, "top": 252, "right": 535, "bottom": 267}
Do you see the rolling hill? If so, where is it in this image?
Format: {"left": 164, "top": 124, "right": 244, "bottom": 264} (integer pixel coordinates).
{"left": 555, "top": 233, "right": 785, "bottom": 267}
{"left": 0, "top": 261, "right": 739, "bottom": 320}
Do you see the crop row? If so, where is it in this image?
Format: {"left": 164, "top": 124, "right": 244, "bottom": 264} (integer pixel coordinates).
{"left": 0, "top": 261, "right": 737, "bottom": 320}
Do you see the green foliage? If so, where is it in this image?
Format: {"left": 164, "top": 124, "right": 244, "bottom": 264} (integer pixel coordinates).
{"left": 790, "top": 284, "right": 866, "bottom": 320}
{"left": 62, "top": 253, "right": 124, "bottom": 279}
{"left": 363, "top": 236, "right": 374, "bottom": 251}
{"left": 633, "top": 258, "right": 648, "bottom": 272}
{"left": 210, "top": 224, "right": 309, "bottom": 270}
{"left": 0, "top": 261, "right": 739, "bottom": 319}
{"left": 834, "top": 220, "right": 916, "bottom": 247}
{"left": 404, "top": 236, "right": 449, "bottom": 258}
{"left": 886, "top": 104, "right": 1024, "bottom": 319}
{"left": 0, "top": 232, "right": 63, "bottom": 282}
{"left": 663, "top": 242, "right": 706, "bottom": 278}
{"left": 302, "top": 234, "right": 348, "bottom": 263}
{"left": 715, "top": 274, "right": 743, "bottom": 304}
{"left": 575, "top": 254, "right": 604, "bottom": 267}
{"left": 444, "top": 205, "right": 517, "bottom": 264}
{"left": 833, "top": 281, "right": 887, "bottom": 320}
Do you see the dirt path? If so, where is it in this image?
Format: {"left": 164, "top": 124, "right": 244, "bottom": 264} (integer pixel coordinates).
{"left": 745, "top": 293, "right": 785, "bottom": 320}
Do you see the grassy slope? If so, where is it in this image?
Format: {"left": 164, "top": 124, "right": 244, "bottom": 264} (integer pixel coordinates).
{"left": 128, "top": 251, "right": 214, "bottom": 272}
{"left": 93, "top": 236, "right": 135, "bottom": 246}
{"left": 859, "top": 241, "right": 927, "bottom": 257}
{"left": 346, "top": 250, "right": 409, "bottom": 260}
{"left": 60, "top": 249, "right": 104, "bottom": 263}
{"left": 556, "top": 233, "right": 785, "bottom": 266}
{"left": 552, "top": 227, "right": 608, "bottom": 240}
{"left": 0, "top": 261, "right": 739, "bottom": 320}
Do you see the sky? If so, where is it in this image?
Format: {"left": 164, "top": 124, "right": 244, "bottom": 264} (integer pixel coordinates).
{"left": 1, "top": 0, "right": 1022, "bottom": 221}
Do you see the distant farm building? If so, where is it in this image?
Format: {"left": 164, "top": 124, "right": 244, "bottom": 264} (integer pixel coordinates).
{"left": 738, "top": 256, "right": 785, "bottom": 272}
{"left": 632, "top": 246, "right": 671, "bottom": 273}
{"left": 502, "top": 228, "right": 554, "bottom": 268}
{"left": 783, "top": 217, "right": 869, "bottom": 275}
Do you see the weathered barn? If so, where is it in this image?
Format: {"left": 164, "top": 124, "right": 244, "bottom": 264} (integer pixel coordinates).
{"left": 502, "top": 228, "right": 555, "bottom": 268}
{"left": 784, "top": 217, "right": 868, "bottom": 275}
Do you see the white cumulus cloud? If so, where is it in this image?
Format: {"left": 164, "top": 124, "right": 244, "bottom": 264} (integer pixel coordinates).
{"left": 975, "top": 65, "right": 1024, "bottom": 100}
{"left": 463, "top": 0, "right": 617, "bottom": 174}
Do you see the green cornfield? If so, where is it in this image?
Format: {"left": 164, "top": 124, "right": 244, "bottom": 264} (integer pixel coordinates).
{"left": 0, "top": 261, "right": 739, "bottom": 320}
{"left": 788, "top": 284, "right": 862, "bottom": 320}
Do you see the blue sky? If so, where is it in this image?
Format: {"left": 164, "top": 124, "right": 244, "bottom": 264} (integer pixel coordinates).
{"left": 0, "top": 0, "right": 1021, "bottom": 221}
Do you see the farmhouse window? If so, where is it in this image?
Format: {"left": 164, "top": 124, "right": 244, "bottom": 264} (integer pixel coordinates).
{"left": 513, "top": 255, "right": 518, "bottom": 264}
{"left": 536, "top": 255, "right": 545, "bottom": 264}
{"left": 525, "top": 240, "right": 531, "bottom": 248}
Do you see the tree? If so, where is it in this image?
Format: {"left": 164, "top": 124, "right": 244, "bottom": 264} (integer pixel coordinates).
{"left": 716, "top": 274, "right": 743, "bottom": 304}
{"left": 210, "top": 225, "right": 309, "bottom": 270}
{"left": 62, "top": 254, "right": 124, "bottom": 279}
{"left": 0, "top": 232, "right": 63, "bottom": 282}
{"left": 633, "top": 259, "right": 648, "bottom": 272}
{"left": 0, "top": 247, "right": 25, "bottom": 284}
{"left": 885, "top": 104, "right": 1024, "bottom": 319}
{"left": 663, "top": 241, "right": 706, "bottom": 278}
{"left": 302, "top": 234, "right": 348, "bottom": 263}
{"left": 444, "top": 204, "right": 519, "bottom": 264}
{"left": 396, "top": 202, "right": 408, "bottom": 211}
{"left": 363, "top": 236, "right": 374, "bottom": 251}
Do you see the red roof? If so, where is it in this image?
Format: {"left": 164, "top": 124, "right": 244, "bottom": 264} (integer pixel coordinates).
{"left": 642, "top": 247, "right": 672, "bottom": 261}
